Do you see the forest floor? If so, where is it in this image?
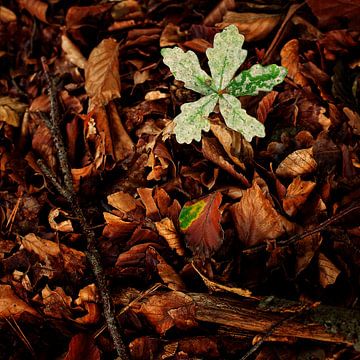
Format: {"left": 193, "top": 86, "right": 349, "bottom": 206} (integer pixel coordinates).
{"left": 0, "top": 0, "right": 360, "bottom": 359}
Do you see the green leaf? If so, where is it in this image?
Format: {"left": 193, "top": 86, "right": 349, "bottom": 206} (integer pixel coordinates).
{"left": 206, "top": 24, "right": 247, "bottom": 91}
{"left": 219, "top": 94, "right": 265, "bottom": 142}
{"left": 226, "top": 64, "right": 287, "bottom": 97}
{"left": 174, "top": 93, "right": 218, "bottom": 144}
{"left": 179, "top": 192, "right": 223, "bottom": 258}
{"left": 161, "top": 47, "right": 214, "bottom": 95}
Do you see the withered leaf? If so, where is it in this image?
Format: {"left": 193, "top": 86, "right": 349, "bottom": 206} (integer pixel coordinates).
{"left": 0, "top": 285, "right": 38, "bottom": 318}
{"left": 257, "top": 91, "right": 278, "bottom": 124}
{"left": 85, "top": 38, "right": 121, "bottom": 107}
{"left": 0, "top": 6, "right": 16, "bottom": 22}
{"left": 276, "top": 148, "right": 317, "bottom": 178}
{"left": 64, "top": 333, "right": 101, "bottom": 360}
{"left": 134, "top": 291, "right": 197, "bottom": 336}
{"left": 41, "top": 285, "right": 73, "bottom": 319}
{"left": 295, "top": 232, "right": 322, "bottom": 275}
{"left": 61, "top": 34, "right": 87, "bottom": 69}
{"left": 179, "top": 192, "right": 224, "bottom": 258}
{"left": 102, "top": 212, "right": 138, "bottom": 240}
{"left": 155, "top": 217, "right": 185, "bottom": 256}
{"left": 231, "top": 182, "right": 296, "bottom": 247}
{"left": 318, "top": 253, "right": 341, "bottom": 288}
{"left": 107, "top": 191, "right": 138, "bottom": 214}
{"left": 283, "top": 177, "right": 316, "bottom": 216}
{"left": 0, "top": 97, "right": 27, "bottom": 127}
{"left": 280, "top": 39, "right": 308, "bottom": 87}
{"left": 18, "top": 0, "right": 48, "bottom": 23}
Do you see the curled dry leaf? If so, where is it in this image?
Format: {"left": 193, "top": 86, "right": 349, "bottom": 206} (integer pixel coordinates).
{"left": 102, "top": 212, "right": 138, "bottom": 240}
{"left": 318, "top": 253, "right": 341, "bottom": 288}
{"left": 283, "top": 177, "right": 316, "bottom": 216}
{"left": 231, "top": 182, "right": 296, "bottom": 247}
{"left": 280, "top": 39, "right": 308, "bottom": 87}
{"left": 41, "top": 285, "right": 73, "bottom": 319}
{"left": 257, "top": 91, "right": 278, "bottom": 124}
{"left": 64, "top": 333, "right": 101, "bottom": 360}
{"left": 219, "top": 12, "right": 281, "bottom": 42}
{"left": 48, "top": 208, "right": 74, "bottom": 232}
{"left": 0, "top": 97, "right": 28, "bottom": 127}
{"left": 179, "top": 192, "right": 224, "bottom": 259}
{"left": 75, "top": 284, "right": 99, "bottom": 305}
{"left": 276, "top": 148, "right": 317, "bottom": 178}
{"left": 0, "top": 284, "right": 38, "bottom": 318}
{"left": 61, "top": 34, "right": 87, "bottom": 69}
{"left": 295, "top": 232, "right": 322, "bottom": 275}
{"left": 155, "top": 217, "right": 185, "bottom": 256}
{"left": 146, "top": 247, "right": 186, "bottom": 291}
{"left": 134, "top": 291, "right": 197, "bottom": 336}
{"left": 137, "top": 188, "right": 161, "bottom": 220}
{"left": 85, "top": 38, "right": 121, "bottom": 107}
{"left": 18, "top": 0, "right": 48, "bottom": 23}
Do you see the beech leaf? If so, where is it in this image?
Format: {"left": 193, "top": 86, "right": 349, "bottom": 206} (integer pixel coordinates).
{"left": 179, "top": 192, "right": 223, "bottom": 258}
{"left": 85, "top": 38, "right": 121, "bottom": 107}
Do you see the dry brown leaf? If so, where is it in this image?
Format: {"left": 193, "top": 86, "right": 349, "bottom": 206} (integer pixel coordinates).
{"left": 318, "top": 253, "right": 340, "bottom": 288}
{"left": 203, "top": 0, "right": 236, "bottom": 26}
{"left": 283, "top": 177, "right": 316, "bottom": 216}
{"left": 210, "top": 122, "right": 253, "bottom": 170}
{"left": 61, "top": 34, "right": 87, "bottom": 69}
{"left": 75, "top": 284, "right": 99, "bottom": 305}
{"left": 276, "top": 148, "right": 317, "bottom": 178}
{"left": 192, "top": 263, "right": 252, "bottom": 298}
{"left": 202, "top": 137, "right": 250, "bottom": 187}
{"left": 155, "top": 218, "right": 185, "bottom": 257}
{"left": 102, "top": 212, "right": 137, "bottom": 239}
{"left": 18, "top": 0, "right": 48, "bottom": 23}
{"left": 0, "top": 6, "right": 16, "bottom": 22}
{"left": 137, "top": 188, "right": 160, "bottom": 220}
{"left": 343, "top": 107, "right": 360, "bottom": 136}
{"left": 146, "top": 247, "right": 186, "bottom": 291}
{"left": 295, "top": 232, "right": 322, "bottom": 275}
{"left": 231, "top": 182, "right": 296, "bottom": 247}
{"left": 41, "top": 285, "right": 73, "bottom": 319}
{"left": 257, "top": 91, "right": 278, "bottom": 124}
{"left": 48, "top": 208, "right": 74, "bottom": 232}
{"left": 107, "top": 191, "right": 138, "bottom": 214}
{"left": 0, "top": 97, "right": 27, "bottom": 127}
{"left": 0, "top": 285, "right": 38, "bottom": 318}
{"left": 64, "top": 333, "right": 101, "bottom": 360}
{"left": 219, "top": 12, "right": 281, "bottom": 42}
{"left": 134, "top": 291, "right": 197, "bottom": 336}
{"left": 160, "top": 23, "right": 185, "bottom": 47}
{"left": 280, "top": 39, "right": 308, "bottom": 87}
{"left": 85, "top": 38, "right": 121, "bottom": 107}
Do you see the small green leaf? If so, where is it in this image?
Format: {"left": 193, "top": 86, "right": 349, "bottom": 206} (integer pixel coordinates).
{"left": 226, "top": 64, "right": 287, "bottom": 97}
{"left": 179, "top": 192, "right": 223, "bottom": 258}
{"left": 161, "top": 47, "right": 214, "bottom": 95}
{"left": 219, "top": 94, "right": 265, "bottom": 142}
{"left": 206, "top": 24, "right": 247, "bottom": 91}
{"left": 174, "top": 93, "right": 218, "bottom": 144}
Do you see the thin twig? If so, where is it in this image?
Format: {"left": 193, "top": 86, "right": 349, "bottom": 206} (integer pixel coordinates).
{"left": 39, "top": 58, "right": 129, "bottom": 359}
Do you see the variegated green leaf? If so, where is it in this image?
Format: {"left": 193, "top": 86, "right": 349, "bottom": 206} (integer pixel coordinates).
{"left": 219, "top": 94, "right": 265, "bottom": 142}
{"left": 226, "top": 64, "right": 287, "bottom": 97}
{"left": 174, "top": 94, "right": 218, "bottom": 144}
{"left": 206, "top": 24, "right": 247, "bottom": 91}
{"left": 161, "top": 47, "right": 214, "bottom": 95}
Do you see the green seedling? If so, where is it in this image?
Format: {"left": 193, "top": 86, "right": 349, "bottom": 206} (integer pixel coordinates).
{"left": 161, "top": 25, "right": 287, "bottom": 144}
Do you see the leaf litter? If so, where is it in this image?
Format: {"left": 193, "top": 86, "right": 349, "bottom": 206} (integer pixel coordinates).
{"left": 0, "top": 0, "right": 360, "bottom": 359}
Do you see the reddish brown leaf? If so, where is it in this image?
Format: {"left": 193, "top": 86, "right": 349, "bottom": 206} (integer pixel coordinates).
{"left": 231, "top": 182, "right": 296, "bottom": 247}
{"left": 318, "top": 253, "right": 341, "bottom": 288}
{"left": 203, "top": 0, "right": 236, "bottom": 26}
{"left": 295, "top": 232, "right": 322, "bottom": 275}
{"left": 64, "top": 333, "right": 100, "bottom": 360}
{"left": 179, "top": 192, "right": 224, "bottom": 258}
{"left": 85, "top": 39, "right": 121, "bottom": 107}
{"left": 18, "top": 0, "right": 48, "bottom": 23}
{"left": 155, "top": 218, "right": 185, "bottom": 257}
{"left": 0, "top": 285, "right": 38, "bottom": 318}
{"left": 257, "top": 91, "right": 278, "bottom": 124}
{"left": 102, "top": 212, "right": 138, "bottom": 240}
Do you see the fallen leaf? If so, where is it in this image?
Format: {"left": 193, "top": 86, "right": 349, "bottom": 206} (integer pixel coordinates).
{"left": 107, "top": 191, "right": 138, "bottom": 214}
{"left": 18, "top": 0, "right": 48, "bottom": 23}
{"left": 318, "top": 253, "right": 341, "bottom": 288}
{"left": 155, "top": 218, "right": 185, "bottom": 256}
{"left": 0, "top": 6, "right": 16, "bottom": 22}
{"left": 0, "top": 97, "right": 27, "bottom": 127}
{"left": 61, "top": 34, "right": 87, "bottom": 69}
{"left": 203, "top": 0, "right": 236, "bottom": 26}
{"left": 48, "top": 208, "right": 74, "bottom": 232}
{"left": 306, "top": 0, "right": 360, "bottom": 31}
{"left": 257, "top": 91, "right": 278, "bottom": 124}
{"left": 179, "top": 192, "right": 224, "bottom": 258}
{"left": 280, "top": 39, "right": 308, "bottom": 87}
{"left": 85, "top": 38, "right": 121, "bottom": 107}
{"left": 219, "top": 12, "right": 281, "bottom": 42}
{"left": 129, "top": 336, "right": 160, "bottom": 360}
{"left": 231, "top": 182, "right": 296, "bottom": 247}
{"left": 137, "top": 188, "right": 160, "bottom": 220}
{"left": 343, "top": 107, "right": 360, "bottom": 136}
{"left": 75, "top": 284, "right": 99, "bottom": 305}
{"left": 283, "top": 177, "right": 316, "bottom": 216}
{"left": 134, "top": 291, "right": 197, "bottom": 336}
{"left": 64, "top": 333, "right": 101, "bottom": 360}
{"left": 41, "top": 285, "right": 73, "bottom": 319}
{"left": 0, "top": 285, "right": 38, "bottom": 318}
{"left": 160, "top": 23, "right": 185, "bottom": 47}
{"left": 276, "top": 148, "right": 317, "bottom": 178}
{"left": 295, "top": 232, "right": 322, "bottom": 275}
{"left": 102, "top": 212, "right": 138, "bottom": 240}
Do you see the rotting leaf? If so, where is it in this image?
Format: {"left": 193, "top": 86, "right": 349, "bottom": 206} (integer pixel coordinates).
{"left": 85, "top": 38, "right": 121, "bottom": 107}
{"left": 179, "top": 192, "right": 223, "bottom": 258}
